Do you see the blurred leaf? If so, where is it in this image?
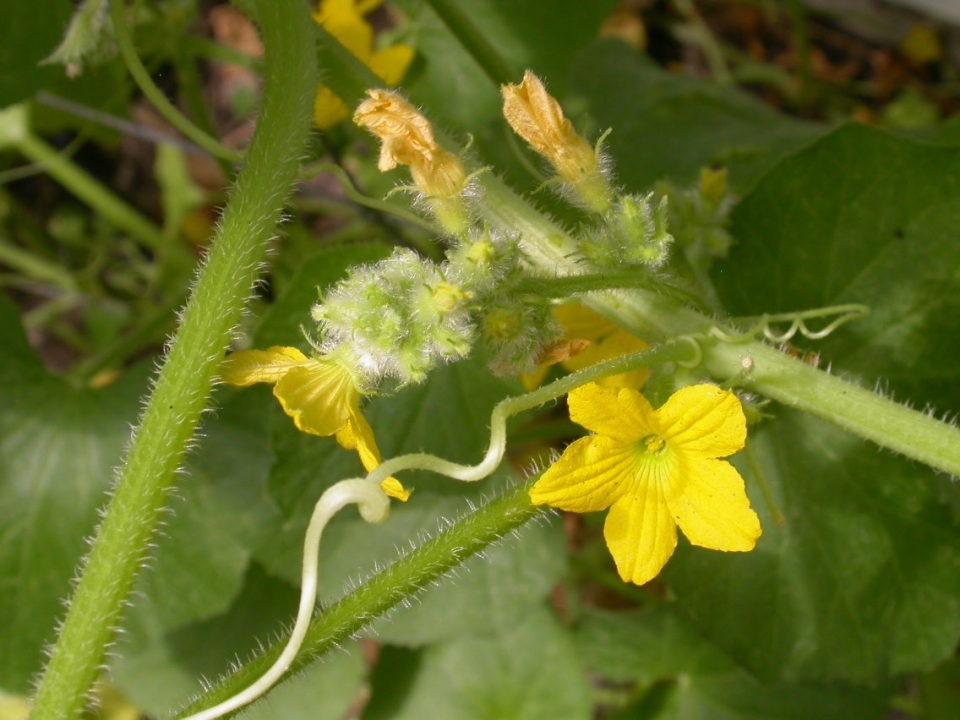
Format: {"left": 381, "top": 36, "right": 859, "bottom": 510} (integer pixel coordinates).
{"left": 156, "top": 143, "right": 206, "bottom": 237}
{"left": 576, "top": 606, "right": 891, "bottom": 720}
{"left": 366, "top": 605, "right": 591, "bottom": 720}
{"left": 669, "top": 123, "right": 960, "bottom": 684}
{"left": 0, "top": 297, "right": 147, "bottom": 693}
{"left": 395, "top": 0, "right": 621, "bottom": 129}
{"left": 568, "top": 40, "right": 823, "bottom": 193}
{"left": 0, "top": 0, "right": 72, "bottom": 107}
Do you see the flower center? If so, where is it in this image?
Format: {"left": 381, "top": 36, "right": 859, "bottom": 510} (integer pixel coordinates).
{"left": 641, "top": 434, "right": 666, "bottom": 454}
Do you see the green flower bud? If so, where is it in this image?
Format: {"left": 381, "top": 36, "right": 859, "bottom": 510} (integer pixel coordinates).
{"left": 312, "top": 248, "right": 475, "bottom": 385}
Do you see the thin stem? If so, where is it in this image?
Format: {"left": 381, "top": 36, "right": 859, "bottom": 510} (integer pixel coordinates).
{"left": 108, "top": 0, "right": 241, "bottom": 163}
{"left": 743, "top": 441, "right": 786, "bottom": 528}
{"left": 27, "top": 2, "right": 317, "bottom": 717}
{"left": 173, "top": 480, "right": 542, "bottom": 719}
{"left": 300, "top": 161, "right": 439, "bottom": 234}
{"left": 6, "top": 131, "right": 168, "bottom": 252}
{"left": 364, "top": 339, "right": 700, "bottom": 490}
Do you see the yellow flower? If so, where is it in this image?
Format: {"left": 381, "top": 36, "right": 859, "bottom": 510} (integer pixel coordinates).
{"left": 501, "top": 71, "right": 611, "bottom": 212}
{"left": 313, "top": 0, "right": 414, "bottom": 128}
{"left": 522, "top": 303, "right": 649, "bottom": 391}
{"left": 354, "top": 88, "right": 469, "bottom": 234}
{"left": 221, "top": 346, "right": 409, "bottom": 501}
{"left": 530, "top": 383, "right": 761, "bottom": 585}
{"left": 353, "top": 89, "right": 466, "bottom": 199}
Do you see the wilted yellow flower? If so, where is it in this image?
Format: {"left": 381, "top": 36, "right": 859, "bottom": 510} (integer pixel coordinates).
{"left": 221, "top": 346, "right": 409, "bottom": 501}
{"left": 354, "top": 89, "right": 469, "bottom": 233}
{"left": 522, "top": 303, "right": 649, "bottom": 391}
{"left": 313, "top": 0, "right": 414, "bottom": 128}
{"left": 501, "top": 71, "right": 611, "bottom": 212}
{"left": 530, "top": 383, "right": 761, "bottom": 585}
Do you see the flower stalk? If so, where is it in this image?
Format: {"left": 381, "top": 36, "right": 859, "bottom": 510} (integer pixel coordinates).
{"left": 27, "top": 1, "right": 317, "bottom": 716}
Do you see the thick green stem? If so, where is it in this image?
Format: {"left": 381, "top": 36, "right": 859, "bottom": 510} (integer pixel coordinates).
{"left": 703, "top": 339, "right": 960, "bottom": 477}
{"left": 109, "top": 0, "right": 241, "bottom": 163}
{"left": 173, "top": 480, "right": 542, "bottom": 719}
{"left": 27, "top": 2, "right": 317, "bottom": 717}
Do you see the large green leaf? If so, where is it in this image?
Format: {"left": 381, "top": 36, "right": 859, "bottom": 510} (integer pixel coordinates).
{"left": 575, "top": 606, "right": 891, "bottom": 720}
{"left": 0, "top": 0, "right": 72, "bottom": 107}
{"left": 568, "top": 40, "right": 823, "bottom": 193}
{"left": 0, "top": 298, "right": 147, "bottom": 693}
{"left": 668, "top": 124, "right": 960, "bottom": 683}
{"left": 395, "top": 0, "right": 621, "bottom": 129}
{"left": 366, "top": 605, "right": 592, "bottom": 720}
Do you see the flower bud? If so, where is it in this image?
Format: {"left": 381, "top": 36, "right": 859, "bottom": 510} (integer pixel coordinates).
{"left": 501, "top": 71, "right": 612, "bottom": 213}
{"left": 354, "top": 89, "right": 470, "bottom": 235}
{"left": 312, "top": 248, "right": 475, "bottom": 385}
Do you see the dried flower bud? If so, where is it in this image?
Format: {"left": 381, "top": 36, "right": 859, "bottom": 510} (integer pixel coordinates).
{"left": 354, "top": 89, "right": 470, "bottom": 234}
{"left": 501, "top": 71, "right": 612, "bottom": 213}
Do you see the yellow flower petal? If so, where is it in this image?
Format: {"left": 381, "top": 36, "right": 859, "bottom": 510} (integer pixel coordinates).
{"left": 316, "top": 0, "right": 375, "bottom": 59}
{"left": 530, "top": 436, "right": 633, "bottom": 513}
{"left": 668, "top": 456, "right": 761, "bottom": 552}
{"left": 567, "top": 384, "right": 658, "bottom": 442}
{"left": 553, "top": 303, "right": 612, "bottom": 341}
{"left": 369, "top": 43, "right": 415, "bottom": 86}
{"left": 313, "top": 85, "right": 350, "bottom": 129}
{"left": 563, "top": 328, "right": 649, "bottom": 390}
{"left": 273, "top": 362, "right": 356, "bottom": 437}
{"left": 337, "top": 411, "right": 411, "bottom": 502}
{"left": 604, "top": 487, "right": 678, "bottom": 586}
{"left": 380, "top": 476, "right": 411, "bottom": 502}
{"left": 220, "top": 346, "right": 308, "bottom": 386}
{"left": 501, "top": 71, "right": 598, "bottom": 185}
{"left": 657, "top": 384, "right": 746, "bottom": 457}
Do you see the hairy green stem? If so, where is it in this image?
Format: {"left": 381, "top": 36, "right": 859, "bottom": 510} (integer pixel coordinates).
{"left": 173, "top": 480, "right": 543, "bottom": 719}
{"left": 703, "top": 339, "right": 960, "bottom": 478}
{"left": 27, "top": 2, "right": 317, "bottom": 717}
{"left": 109, "top": 0, "right": 241, "bottom": 163}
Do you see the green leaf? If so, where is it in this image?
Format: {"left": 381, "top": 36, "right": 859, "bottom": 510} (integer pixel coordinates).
{"left": 113, "top": 563, "right": 365, "bottom": 719}
{"left": 395, "top": 0, "right": 621, "bottom": 129}
{"left": 575, "top": 606, "right": 891, "bottom": 720}
{"left": 366, "top": 605, "right": 592, "bottom": 720}
{"left": 676, "top": 123, "right": 960, "bottom": 683}
{"left": 0, "top": 298, "right": 147, "bottom": 693}
{"left": 0, "top": 0, "right": 72, "bottom": 107}
{"left": 568, "top": 40, "right": 822, "bottom": 193}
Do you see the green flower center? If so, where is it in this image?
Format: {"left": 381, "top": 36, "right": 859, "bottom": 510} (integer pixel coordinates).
{"left": 642, "top": 434, "right": 666, "bottom": 454}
